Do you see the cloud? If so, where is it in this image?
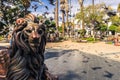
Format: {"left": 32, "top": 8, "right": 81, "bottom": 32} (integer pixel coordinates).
{"left": 46, "top": 13, "right": 54, "bottom": 18}
{"left": 31, "top": 12, "right": 42, "bottom": 16}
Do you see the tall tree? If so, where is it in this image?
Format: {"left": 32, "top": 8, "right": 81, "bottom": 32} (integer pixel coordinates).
{"left": 60, "top": 0, "right": 65, "bottom": 36}
{"left": 65, "top": 0, "right": 69, "bottom": 33}
{"left": 0, "top": 0, "right": 26, "bottom": 25}
{"left": 21, "top": 0, "right": 30, "bottom": 15}
{"left": 117, "top": 3, "right": 120, "bottom": 13}
{"left": 55, "top": 0, "right": 59, "bottom": 30}
{"left": 47, "top": 0, "right": 59, "bottom": 31}
{"left": 78, "top": 0, "right": 85, "bottom": 29}
{"left": 76, "top": 3, "right": 109, "bottom": 38}
{"left": 92, "top": 0, "right": 95, "bottom": 39}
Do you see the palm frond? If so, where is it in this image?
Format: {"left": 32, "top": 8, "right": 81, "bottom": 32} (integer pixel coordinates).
{"left": 48, "top": 0, "right": 56, "bottom": 5}
{"left": 45, "top": 6, "right": 48, "bottom": 10}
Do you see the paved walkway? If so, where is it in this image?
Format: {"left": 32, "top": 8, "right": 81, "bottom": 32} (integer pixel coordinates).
{"left": 45, "top": 49, "right": 120, "bottom": 80}
{"left": 45, "top": 41, "right": 120, "bottom": 80}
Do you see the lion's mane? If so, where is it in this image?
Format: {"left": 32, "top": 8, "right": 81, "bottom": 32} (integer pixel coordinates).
{"left": 6, "top": 17, "right": 46, "bottom": 80}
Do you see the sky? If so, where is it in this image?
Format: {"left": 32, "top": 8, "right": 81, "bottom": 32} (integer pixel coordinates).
{"left": 28, "top": 0, "right": 55, "bottom": 16}
{"left": 28, "top": 0, "right": 120, "bottom": 19}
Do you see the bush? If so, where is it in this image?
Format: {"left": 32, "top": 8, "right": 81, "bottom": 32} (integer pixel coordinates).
{"left": 78, "top": 29, "right": 86, "bottom": 37}
{"left": 58, "top": 26, "right": 62, "bottom": 33}
{"left": 109, "top": 25, "right": 117, "bottom": 31}
{"left": 86, "top": 37, "right": 94, "bottom": 42}
{"left": 49, "top": 28, "right": 55, "bottom": 33}
{"left": 109, "top": 25, "right": 117, "bottom": 35}
{"left": 50, "top": 21, "right": 56, "bottom": 27}
{"left": 0, "top": 35, "right": 3, "bottom": 41}
{"left": 100, "top": 24, "right": 107, "bottom": 32}
{"left": 115, "top": 26, "right": 120, "bottom": 33}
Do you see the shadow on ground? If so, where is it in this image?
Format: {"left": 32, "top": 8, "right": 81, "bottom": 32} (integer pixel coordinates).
{"left": 45, "top": 49, "right": 78, "bottom": 59}
{"left": 0, "top": 46, "right": 7, "bottom": 50}
{"left": 45, "top": 48, "right": 120, "bottom": 80}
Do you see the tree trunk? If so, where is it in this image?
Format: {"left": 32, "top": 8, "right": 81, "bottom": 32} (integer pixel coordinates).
{"left": 55, "top": 0, "right": 59, "bottom": 30}
{"left": 62, "top": 11, "right": 65, "bottom": 36}
{"left": 81, "top": 6, "right": 84, "bottom": 29}
{"left": 66, "top": 12, "right": 69, "bottom": 36}
{"left": 78, "top": 0, "right": 84, "bottom": 29}
{"left": 92, "top": 0, "right": 95, "bottom": 40}
{"left": 65, "top": 0, "right": 69, "bottom": 36}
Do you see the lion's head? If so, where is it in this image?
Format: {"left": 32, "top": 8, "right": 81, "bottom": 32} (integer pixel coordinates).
{"left": 23, "top": 22, "right": 44, "bottom": 47}
{"left": 7, "top": 14, "right": 46, "bottom": 80}
{"left": 21, "top": 21, "right": 46, "bottom": 54}
{"left": 12, "top": 14, "right": 46, "bottom": 53}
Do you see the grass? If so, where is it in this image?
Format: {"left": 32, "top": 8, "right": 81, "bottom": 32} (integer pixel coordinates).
{"left": 0, "top": 35, "right": 4, "bottom": 41}
{"left": 105, "top": 41, "right": 113, "bottom": 44}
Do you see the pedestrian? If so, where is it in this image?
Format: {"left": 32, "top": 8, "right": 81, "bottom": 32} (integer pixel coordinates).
{"left": 114, "top": 35, "right": 120, "bottom": 46}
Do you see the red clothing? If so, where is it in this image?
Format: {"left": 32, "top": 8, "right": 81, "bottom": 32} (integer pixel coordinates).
{"left": 114, "top": 38, "right": 120, "bottom": 46}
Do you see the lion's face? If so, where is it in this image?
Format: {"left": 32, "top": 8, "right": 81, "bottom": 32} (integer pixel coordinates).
{"left": 23, "top": 22, "right": 44, "bottom": 47}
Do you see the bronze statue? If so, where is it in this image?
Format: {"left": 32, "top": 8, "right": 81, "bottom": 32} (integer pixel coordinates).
{"left": 0, "top": 14, "right": 58, "bottom": 80}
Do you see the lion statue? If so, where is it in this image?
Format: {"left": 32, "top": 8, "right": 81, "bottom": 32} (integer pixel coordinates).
{"left": 0, "top": 14, "right": 58, "bottom": 80}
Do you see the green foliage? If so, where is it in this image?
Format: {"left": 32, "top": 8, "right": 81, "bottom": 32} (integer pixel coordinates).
{"left": 44, "top": 20, "right": 56, "bottom": 28}
{"left": 1, "top": 0, "right": 26, "bottom": 24}
{"left": 86, "top": 37, "right": 95, "bottom": 42}
{"left": 45, "top": 19, "right": 51, "bottom": 27}
{"left": 109, "top": 25, "right": 117, "bottom": 31}
{"left": 115, "top": 26, "right": 120, "bottom": 33}
{"left": 100, "top": 24, "right": 107, "bottom": 31}
{"left": 49, "top": 28, "right": 55, "bottom": 33}
{"left": 106, "top": 41, "right": 113, "bottom": 44}
{"left": 38, "top": 15, "right": 44, "bottom": 20}
{"left": 117, "top": 3, "right": 120, "bottom": 12}
{"left": 58, "top": 26, "right": 62, "bottom": 33}
{"left": 75, "top": 12, "right": 82, "bottom": 20}
{"left": 75, "top": 4, "right": 105, "bottom": 25}
{"left": 110, "top": 16, "right": 120, "bottom": 26}
{"left": 45, "top": 19, "right": 56, "bottom": 33}
{"left": 78, "top": 29, "right": 86, "bottom": 37}
{"left": 0, "top": 36, "right": 3, "bottom": 41}
{"left": 50, "top": 21, "right": 56, "bottom": 27}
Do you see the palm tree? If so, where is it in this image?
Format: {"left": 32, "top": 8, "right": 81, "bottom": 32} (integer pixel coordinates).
{"left": 60, "top": 0, "right": 65, "bottom": 36}
{"left": 65, "top": 0, "right": 69, "bottom": 34}
{"left": 55, "top": 0, "right": 59, "bottom": 30}
{"left": 78, "top": 0, "right": 85, "bottom": 29}
{"left": 117, "top": 3, "right": 120, "bottom": 13}
{"left": 46, "top": 0, "right": 59, "bottom": 31}
{"left": 92, "top": 0, "right": 95, "bottom": 39}
{"left": 21, "top": 0, "right": 30, "bottom": 15}
{"left": 21, "top": 0, "right": 49, "bottom": 15}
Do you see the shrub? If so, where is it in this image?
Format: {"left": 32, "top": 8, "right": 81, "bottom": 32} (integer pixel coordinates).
{"left": 109, "top": 25, "right": 117, "bottom": 31}
{"left": 78, "top": 29, "right": 86, "bottom": 37}
{"left": 109, "top": 25, "right": 117, "bottom": 35}
{"left": 100, "top": 24, "right": 107, "bottom": 32}
{"left": 115, "top": 26, "right": 120, "bottom": 33}
{"left": 58, "top": 26, "right": 62, "bottom": 33}
{"left": 0, "top": 35, "right": 3, "bottom": 41}
{"left": 86, "top": 37, "right": 94, "bottom": 42}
